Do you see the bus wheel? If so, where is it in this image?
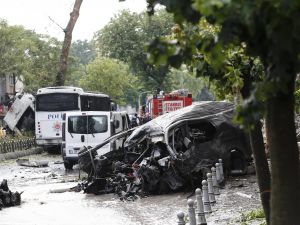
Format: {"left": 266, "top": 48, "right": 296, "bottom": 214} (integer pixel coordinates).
{"left": 64, "top": 161, "right": 73, "bottom": 170}
{"left": 44, "top": 146, "right": 60, "bottom": 154}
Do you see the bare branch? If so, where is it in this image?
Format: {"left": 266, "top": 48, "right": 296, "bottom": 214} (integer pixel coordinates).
{"left": 48, "top": 16, "right": 65, "bottom": 32}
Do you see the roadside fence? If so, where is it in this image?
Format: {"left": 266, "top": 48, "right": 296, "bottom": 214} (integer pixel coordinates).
{"left": 177, "top": 159, "right": 224, "bottom": 225}
{"left": 0, "top": 138, "right": 36, "bottom": 154}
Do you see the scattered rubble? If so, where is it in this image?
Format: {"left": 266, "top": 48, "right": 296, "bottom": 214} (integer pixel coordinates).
{"left": 0, "top": 153, "right": 261, "bottom": 225}
{"left": 235, "top": 192, "right": 252, "bottom": 199}
{"left": 77, "top": 102, "right": 253, "bottom": 200}
{"left": 16, "top": 158, "right": 49, "bottom": 167}
{"left": 0, "top": 179, "right": 22, "bottom": 210}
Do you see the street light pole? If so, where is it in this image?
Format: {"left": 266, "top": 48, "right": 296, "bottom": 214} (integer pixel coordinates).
{"left": 138, "top": 91, "right": 151, "bottom": 116}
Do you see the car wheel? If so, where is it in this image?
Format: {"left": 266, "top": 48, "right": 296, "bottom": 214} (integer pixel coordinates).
{"left": 230, "top": 149, "right": 247, "bottom": 175}
{"left": 64, "top": 161, "right": 73, "bottom": 170}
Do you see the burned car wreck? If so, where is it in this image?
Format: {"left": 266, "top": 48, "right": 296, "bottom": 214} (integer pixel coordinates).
{"left": 78, "top": 101, "right": 252, "bottom": 199}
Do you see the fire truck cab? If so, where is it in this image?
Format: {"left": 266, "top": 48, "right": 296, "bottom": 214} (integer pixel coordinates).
{"left": 147, "top": 89, "right": 192, "bottom": 119}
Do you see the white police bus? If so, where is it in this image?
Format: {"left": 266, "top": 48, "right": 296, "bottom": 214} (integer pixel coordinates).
{"left": 35, "top": 86, "right": 111, "bottom": 152}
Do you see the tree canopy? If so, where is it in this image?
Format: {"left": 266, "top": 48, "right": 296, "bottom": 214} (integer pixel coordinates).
{"left": 93, "top": 9, "right": 176, "bottom": 92}
{"left": 79, "top": 57, "right": 137, "bottom": 105}
{"left": 0, "top": 20, "right": 63, "bottom": 92}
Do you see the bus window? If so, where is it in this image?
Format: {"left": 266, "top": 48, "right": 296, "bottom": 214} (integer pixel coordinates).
{"left": 80, "top": 96, "right": 110, "bottom": 111}
{"left": 36, "top": 93, "right": 79, "bottom": 111}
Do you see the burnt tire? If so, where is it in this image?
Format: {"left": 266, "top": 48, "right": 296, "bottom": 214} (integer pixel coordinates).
{"left": 64, "top": 161, "right": 73, "bottom": 170}
{"left": 230, "top": 149, "right": 247, "bottom": 175}
{"left": 44, "top": 146, "right": 60, "bottom": 154}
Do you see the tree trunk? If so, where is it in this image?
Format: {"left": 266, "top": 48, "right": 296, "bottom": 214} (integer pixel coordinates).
{"left": 249, "top": 122, "right": 271, "bottom": 224}
{"left": 241, "top": 72, "right": 271, "bottom": 224}
{"left": 267, "top": 73, "right": 300, "bottom": 225}
{"left": 13, "top": 73, "right": 16, "bottom": 96}
{"left": 264, "top": 119, "right": 270, "bottom": 157}
{"left": 56, "top": 0, "right": 83, "bottom": 86}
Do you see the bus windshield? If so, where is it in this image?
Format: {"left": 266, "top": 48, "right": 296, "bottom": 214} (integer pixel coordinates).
{"left": 36, "top": 93, "right": 79, "bottom": 112}
{"left": 68, "top": 115, "right": 108, "bottom": 134}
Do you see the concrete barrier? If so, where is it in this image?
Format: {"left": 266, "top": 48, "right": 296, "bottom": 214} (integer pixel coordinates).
{"left": 207, "top": 173, "right": 216, "bottom": 204}
{"left": 187, "top": 199, "right": 196, "bottom": 225}
{"left": 195, "top": 188, "right": 207, "bottom": 225}
{"left": 202, "top": 180, "right": 212, "bottom": 214}
{"left": 0, "top": 147, "right": 43, "bottom": 161}
{"left": 177, "top": 212, "right": 186, "bottom": 225}
{"left": 211, "top": 167, "right": 220, "bottom": 195}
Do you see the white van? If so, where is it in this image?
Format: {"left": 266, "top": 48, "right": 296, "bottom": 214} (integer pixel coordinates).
{"left": 61, "top": 111, "right": 130, "bottom": 169}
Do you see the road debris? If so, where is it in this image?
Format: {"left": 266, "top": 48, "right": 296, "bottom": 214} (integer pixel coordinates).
{"left": 16, "top": 158, "right": 49, "bottom": 167}
{"left": 0, "top": 179, "right": 22, "bottom": 210}
{"left": 3, "top": 93, "right": 35, "bottom": 135}
{"left": 235, "top": 192, "right": 252, "bottom": 199}
{"left": 49, "top": 185, "right": 82, "bottom": 193}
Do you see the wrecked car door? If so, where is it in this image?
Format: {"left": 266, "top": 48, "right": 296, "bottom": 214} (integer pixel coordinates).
{"left": 78, "top": 128, "right": 136, "bottom": 174}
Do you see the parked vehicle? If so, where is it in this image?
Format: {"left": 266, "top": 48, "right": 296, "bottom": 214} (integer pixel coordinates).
{"left": 78, "top": 101, "right": 252, "bottom": 196}
{"left": 4, "top": 93, "right": 35, "bottom": 135}
{"left": 128, "top": 113, "right": 139, "bottom": 127}
{"left": 146, "top": 89, "right": 192, "bottom": 119}
{"left": 35, "top": 86, "right": 111, "bottom": 152}
{"left": 61, "top": 111, "right": 130, "bottom": 169}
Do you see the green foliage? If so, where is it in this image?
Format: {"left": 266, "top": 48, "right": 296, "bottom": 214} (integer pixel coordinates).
{"left": 93, "top": 9, "right": 175, "bottom": 91}
{"left": 65, "top": 40, "right": 97, "bottom": 86}
{"left": 169, "top": 67, "right": 217, "bottom": 100}
{"left": 0, "top": 19, "right": 62, "bottom": 92}
{"left": 79, "top": 57, "right": 138, "bottom": 105}
{"left": 22, "top": 36, "right": 61, "bottom": 92}
{"left": 0, "top": 20, "right": 32, "bottom": 77}
{"left": 147, "top": 0, "right": 201, "bottom": 24}
{"left": 70, "top": 40, "right": 96, "bottom": 66}
{"left": 0, "top": 19, "right": 100, "bottom": 93}
{"left": 58, "top": 40, "right": 97, "bottom": 87}
{"left": 147, "top": 17, "right": 264, "bottom": 105}
{"left": 145, "top": 0, "right": 300, "bottom": 131}
{"left": 147, "top": 0, "right": 300, "bottom": 90}
{"left": 294, "top": 75, "right": 300, "bottom": 114}
{"left": 238, "top": 208, "right": 266, "bottom": 225}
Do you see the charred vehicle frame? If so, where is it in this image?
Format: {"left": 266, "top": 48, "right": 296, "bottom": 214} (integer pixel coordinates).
{"left": 78, "top": 102, "right": 252, "bottom": 197}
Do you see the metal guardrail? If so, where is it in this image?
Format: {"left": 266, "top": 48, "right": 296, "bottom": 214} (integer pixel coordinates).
{"left": 0, "top": 138, "right": 36, "bottom": 154}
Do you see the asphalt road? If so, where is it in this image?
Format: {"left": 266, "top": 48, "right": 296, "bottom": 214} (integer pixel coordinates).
{"left": 0, "top": 152, "right": 262, "bottom": 225}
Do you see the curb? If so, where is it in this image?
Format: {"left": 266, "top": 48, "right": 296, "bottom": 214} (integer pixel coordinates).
{"left": 0, "top": 147, "right": 44, "bottom": 161}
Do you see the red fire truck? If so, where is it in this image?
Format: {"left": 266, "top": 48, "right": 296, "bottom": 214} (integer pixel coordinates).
{"left": 146, "top": 89, "right": 192, "bottom": 119}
